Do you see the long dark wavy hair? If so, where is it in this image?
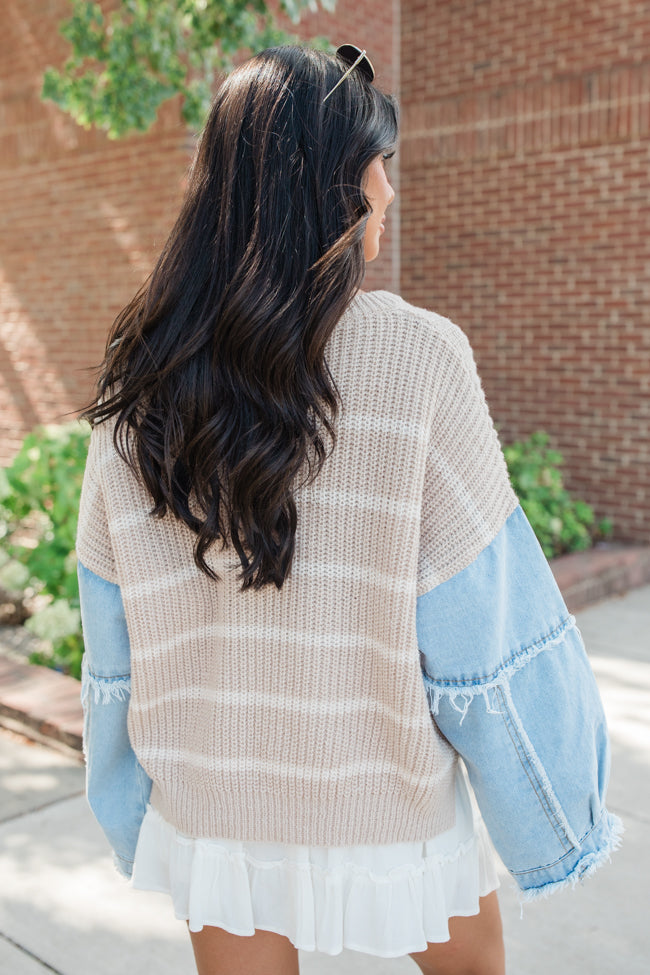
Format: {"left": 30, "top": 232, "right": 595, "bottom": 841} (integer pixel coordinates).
{"left": 82, "top": 45, "right": 398, "bottom": 590}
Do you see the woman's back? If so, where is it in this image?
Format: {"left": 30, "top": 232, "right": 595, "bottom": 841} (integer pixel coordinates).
{"left": 77, "top": 288, "right": 517, "bottom": 848}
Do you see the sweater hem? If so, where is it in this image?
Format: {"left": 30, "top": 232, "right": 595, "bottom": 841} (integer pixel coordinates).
{"left": 148, "top": 758, "right": 458, "bottom": 848}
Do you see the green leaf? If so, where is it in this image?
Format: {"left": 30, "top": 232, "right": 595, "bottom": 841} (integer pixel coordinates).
{"left": 42, "top": 0, "right": 338, "bottom": 138}
{"left": 504, "top": 430, "right": 611, "bottom": 558}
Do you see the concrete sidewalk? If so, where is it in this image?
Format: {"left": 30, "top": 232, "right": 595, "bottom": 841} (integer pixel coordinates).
{"left": 1, "top": 587, "right": 648, "bottom": 974}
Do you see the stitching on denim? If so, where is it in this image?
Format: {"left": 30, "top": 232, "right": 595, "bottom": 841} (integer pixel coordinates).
{"left": 88, "top": 670, "right": 131, "bottom": 680}
{"left": 422, "top": 614, "right": 575, "bottom": 690}
{"left": 81, "top": 657, "right": 131, "bottom": 705}
{"left": 497, "top": 681, "right": 578, "bottom": 852}
{"left": 422, "top": 615, "right": 577, "bottom": 724}
{"left": 516, "top": 813, "right": 624, "bottom": 901}
{"left": 113, "top": 850, "right": 135, "bottom": 879}
{"left": 81, "top": 651, "right": 131, "bottom": 683}
{"left": 495, "top": 684, "right": 562, "bottom": 840}
{"left": 510, "top": 808, "right": 608, "bottom": 875}
{"left": 81, "top": 670, "right": 91, "bottom": 763}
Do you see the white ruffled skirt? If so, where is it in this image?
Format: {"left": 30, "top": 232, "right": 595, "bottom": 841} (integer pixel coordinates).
{"left": 130, "top": 767, "right": 500, "bottom": 958}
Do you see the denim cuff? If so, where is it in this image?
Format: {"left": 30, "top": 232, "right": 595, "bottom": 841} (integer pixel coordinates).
{"left": 514, "top": 809, "right": 624, "bottom": 901}
{"left": 113, "top": 850, "right": 134, "bottom": 880}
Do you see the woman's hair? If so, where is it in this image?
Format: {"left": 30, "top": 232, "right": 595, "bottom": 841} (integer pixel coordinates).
{"left": 82, "top": 45, "right": 398, "bottom": 590}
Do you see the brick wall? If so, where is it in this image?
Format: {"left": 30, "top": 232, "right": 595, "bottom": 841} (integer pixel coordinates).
{"left": 0, "top": 1, "right": 192, "bottom": 460}
{"left": 8, "top": 1, "right": 647, "bottom": 544}
{"left": 0, "top": 0, "right": 398, "bottom": 462}
{"left": 401, "top": 0, "right": 650, "bottom": 541}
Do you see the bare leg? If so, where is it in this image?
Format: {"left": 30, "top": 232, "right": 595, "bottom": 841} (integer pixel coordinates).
{"left": 409, "top": 891, "right": 506, "bottom": 975}
{"left": 187, "top": 923, "right": 300, "bottom": 975}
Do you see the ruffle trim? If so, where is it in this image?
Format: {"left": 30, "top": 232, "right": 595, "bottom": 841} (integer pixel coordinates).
{"left": 130, "top": 779, "right": 500, "bottom": 957}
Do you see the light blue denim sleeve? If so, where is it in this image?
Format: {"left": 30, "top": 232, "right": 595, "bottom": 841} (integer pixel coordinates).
{"left": 417, "top": 504, "right": 623, "bottom": 900}
{"left": 78, "top": 560, "right": 152, "bottom": 879}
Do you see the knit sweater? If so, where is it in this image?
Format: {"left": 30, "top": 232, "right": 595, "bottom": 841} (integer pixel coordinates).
{"left": 76, "top": 288, "right": 518, "bottom": 847}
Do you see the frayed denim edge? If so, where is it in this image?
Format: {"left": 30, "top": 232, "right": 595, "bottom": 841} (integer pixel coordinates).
{"left": 113, "top": 850, "right": 134, "bottom": 881}
{"left": 80, "top": 654, "right": 131, "bottom": 706}
{"left": 516, "top": 811, "right": 624, "bottom": 905}
{"left": 422, "top": 616, "right": 576, "bottom": 725}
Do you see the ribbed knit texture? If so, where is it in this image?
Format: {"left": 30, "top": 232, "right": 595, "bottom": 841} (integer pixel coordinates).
{"left": 76, "top": 289, "right": 518, "bottom": 847}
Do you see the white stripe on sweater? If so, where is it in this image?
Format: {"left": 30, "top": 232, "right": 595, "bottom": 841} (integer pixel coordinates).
{"left": 130, "top": 687, "right": 429, "bottom": 729}
{"left": 136, "top": 749, "right": 440, "bottom": 790}
{"left": 132, "top": 623, "right": 409, "bottom": 661}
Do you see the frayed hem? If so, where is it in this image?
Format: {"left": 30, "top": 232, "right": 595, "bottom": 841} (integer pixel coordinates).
{"left": 516, "top": 812, "right": 624, "bottom": 905}
{"left": 423, "top": 616, "right": 576, "bottom": 724}
{"left": 81, "top": 657, "right": 131, "bottom": 705}
{"left": 113, "top": 850, "right": 134, "bottom": 881}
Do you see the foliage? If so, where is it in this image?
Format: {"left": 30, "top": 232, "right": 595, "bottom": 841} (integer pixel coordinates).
{"left": 42, "top": 0, "right": 336, "bottom": 138}
{"left": 0, "top": 422, "right": 91, "bottom": 679}
{"left": 503, "top": 430, "right": 612, "bottom": 559}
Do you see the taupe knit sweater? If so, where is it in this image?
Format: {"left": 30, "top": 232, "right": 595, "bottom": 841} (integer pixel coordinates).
{"left": 76, "top": 289, "right": 517, "bottom": 846}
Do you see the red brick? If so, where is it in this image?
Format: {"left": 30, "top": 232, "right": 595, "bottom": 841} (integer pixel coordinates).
{"left": 401, "top": 0, "right": 650, "bottom": 542}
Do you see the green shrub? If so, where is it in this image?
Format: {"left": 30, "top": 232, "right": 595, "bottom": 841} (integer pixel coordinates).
{"left": 503, "top": 430, "right": 612, "bottom": 559}
{"left": 0, "top": 422, "right": 91, "bottom": 679}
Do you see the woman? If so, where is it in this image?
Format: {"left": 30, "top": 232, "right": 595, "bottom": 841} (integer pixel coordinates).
{"left": 76, "top": 45, "right": 621, "bottom": 975}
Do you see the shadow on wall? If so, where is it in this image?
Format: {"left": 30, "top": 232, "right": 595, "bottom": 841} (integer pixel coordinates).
{"left": 0, "top": 4, "right": 193, "bottom": 461}
{"left": 0, "top": 2, "right": 399, "bottom": 465}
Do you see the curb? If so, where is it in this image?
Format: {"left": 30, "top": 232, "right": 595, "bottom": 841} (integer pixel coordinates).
{"left": 550, "top": 542, "right": 650, "bottom": 613}
{"left": 1, "top": 544, "right": 649, "bottom": 756}
{"left": 0, "top": 655, "right": 83, "bottom": 760}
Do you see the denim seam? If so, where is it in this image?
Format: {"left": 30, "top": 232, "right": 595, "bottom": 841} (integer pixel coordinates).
{"left": 86, "top": 668, "right": 131, "bottom": 681}
{"left": 422, "top": 615, "right": 576, "bottom": 725}
{"left": 510, "top": 808, "right": 607, "bottom": 876}
{"left": 81, "top": 662, "right": 131, "bottom": 705}
{"left": 113, "top": 851, "right": 135, "bottom": 879}
{"left": 497, "top": 681, "right": 578, "bottom": 853}
{"left": 495, "top": 684, "right": 562, "bottom": 843}
{"left": 422, "top": 614, "right": 575, "bottom": 690}
{"left": 516, "top": 813, "right": 624, "bottom": 900}
{"left": 80, "top": 666, "right": 91, "bottom": 764}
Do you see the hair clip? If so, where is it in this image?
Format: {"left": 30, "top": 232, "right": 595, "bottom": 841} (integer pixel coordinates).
{"left": 323, "top": 44, "right": 375, "bottom": 103}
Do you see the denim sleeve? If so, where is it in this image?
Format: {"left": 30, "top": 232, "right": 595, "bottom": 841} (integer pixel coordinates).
{"left": 78, "top": 560, "right": 152, "bottom": 879}
{"left": 417, "top": 505, "right": 623, "bottom": 900}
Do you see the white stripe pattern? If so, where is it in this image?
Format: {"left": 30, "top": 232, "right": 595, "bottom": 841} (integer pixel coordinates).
{"left": 134, "top": 622, "right": 402, "bottom": 661}
{"left": 130, "top": 687, "right": 428, "bottom": 729}
{"left": 304, "top": 486, "right": 420, "bottom": 520}
{"left": 291, "top": 559, "right": 415, "bottom": 593}
{"left": 110, "top": 509, "right": 152, "bottom": 533}
{"left": 121, "top": 564, "right": 200, "bottom": 599}
{"left": 121, "top": 559, "right": 413, "bottom": 601}
{"left": 137, "top": 748, "right": 438, "bottom": 790}
{"left": 110, "top": 487, "right": 419, "bottom": 536}
{"left": 339, "top": 412, "right": 429, "bottom": 444}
